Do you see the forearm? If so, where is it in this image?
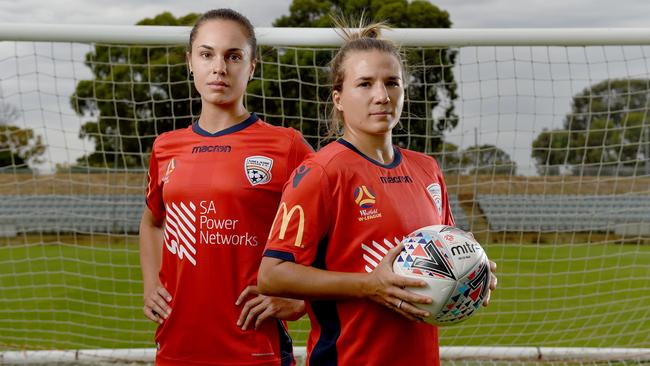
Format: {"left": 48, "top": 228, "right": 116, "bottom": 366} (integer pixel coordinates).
{"left": 139, "top": 209, "right": 164, "bottom": 293}
{"left": 258, "top": 257, "right": 369, "bottom": 300}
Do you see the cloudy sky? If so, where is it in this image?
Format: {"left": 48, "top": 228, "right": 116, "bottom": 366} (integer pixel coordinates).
{"left": 1, "top": 0, "right": 650, "bottom": 175}
{"left": 2, "top": 0, "right": 650, "bottom": 27}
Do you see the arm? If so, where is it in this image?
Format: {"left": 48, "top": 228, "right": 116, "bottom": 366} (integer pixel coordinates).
{"left": 234, "top": 132, "right": 313, "bottom": 331}
{"left": 258, "top": 244, "right": 433, "bottom": 322}
{"left": 139, "top": 206, "right": 172, "bottom": 324}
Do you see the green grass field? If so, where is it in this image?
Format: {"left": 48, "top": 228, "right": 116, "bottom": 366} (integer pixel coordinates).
{"left": 1, "top": 237, "right": 649, "bottom": 351}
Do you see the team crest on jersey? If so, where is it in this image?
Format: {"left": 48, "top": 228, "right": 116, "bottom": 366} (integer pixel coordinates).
{"left": 245, "top": 155, "right": 273, "bottom": 186}
{"left": 354, "top": 185, "right": 382, "bottom": 221}
{"left": 162, "top": 158, "right": 176, "bottom": 184}
{"left": 427, "top": 183, "right": 443, "bottom": 218}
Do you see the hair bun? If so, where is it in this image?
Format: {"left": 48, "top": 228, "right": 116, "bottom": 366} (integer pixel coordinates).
{"left": 331, "top": 13, "right": 387, "bottom": 42}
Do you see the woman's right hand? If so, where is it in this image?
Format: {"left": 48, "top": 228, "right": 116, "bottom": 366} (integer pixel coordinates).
{"left": 364, "top": 244, "right": 432, "bottom": 322}
{"left": 143, "top": 284, "right": 172, "bottom": 324}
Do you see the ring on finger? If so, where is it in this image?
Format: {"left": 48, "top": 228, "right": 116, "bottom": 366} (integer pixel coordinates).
{"left": 397, "top": 299, "right": 403, "bottom": 309}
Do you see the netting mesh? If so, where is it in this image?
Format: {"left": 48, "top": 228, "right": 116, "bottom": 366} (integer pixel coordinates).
{"left": 0, "top": 38, "right": 648, "bottom": 363}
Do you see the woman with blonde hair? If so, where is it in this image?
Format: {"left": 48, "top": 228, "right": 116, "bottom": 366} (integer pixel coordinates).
{"left": 258, "top": 20, "right": 497, "bottom": 366}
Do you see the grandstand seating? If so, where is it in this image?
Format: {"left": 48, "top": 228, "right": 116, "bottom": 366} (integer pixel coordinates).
{"left": 477, "top": 194, "right": 650, "bottom": 232}
{"left": 0, "top": 195, "right": 143, "bottom": 235}
{"left": 4, "top": 194, "right": 645, "bottom": 235}
{"left": 449, "top": 195, "right": 470, "bottom": 231}
{"left": 0, "top": 194, "right": 472, "bottom": 235}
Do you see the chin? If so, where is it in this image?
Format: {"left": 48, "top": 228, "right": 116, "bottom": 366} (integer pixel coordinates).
{"left": 203, "top": 94, "right": 235, "bottom": 106}
{"left": 368, "top": 120, "right": 397, "bottom": 134}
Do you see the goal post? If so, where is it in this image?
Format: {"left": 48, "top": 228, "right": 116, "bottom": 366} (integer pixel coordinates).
{"left": 0, "top": 24, "right": 648, "bottom": 365}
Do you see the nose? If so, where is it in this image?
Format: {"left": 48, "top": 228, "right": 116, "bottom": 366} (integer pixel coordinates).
{"left": 373, "top": 84, "right": 390, "bottom": 104}
{"left": 212, "top": 56, "right": 226, "bottom": 75}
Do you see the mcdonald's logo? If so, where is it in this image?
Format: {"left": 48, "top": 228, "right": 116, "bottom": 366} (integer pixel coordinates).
{"left": 269, "top": 202, "right": 305, "bottom": 247}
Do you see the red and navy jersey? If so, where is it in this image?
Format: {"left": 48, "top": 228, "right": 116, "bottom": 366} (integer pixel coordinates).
{"left": 264, "top": 139, "right": 454, "bottom": 366}
{"left": 146, "top": 113, "right": 313, "bottom": 366}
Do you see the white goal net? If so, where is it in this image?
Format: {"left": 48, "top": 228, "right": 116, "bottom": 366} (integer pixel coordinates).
{"left": 0, "top": 25, "right": 648, "bottom": 364}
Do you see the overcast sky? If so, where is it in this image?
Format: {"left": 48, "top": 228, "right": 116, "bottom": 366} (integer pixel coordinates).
{"left": 2, "top": 0, "right": 650, "bottom": 28}
{"left": 2, "top": 0, "right": 650, "bottom": 175}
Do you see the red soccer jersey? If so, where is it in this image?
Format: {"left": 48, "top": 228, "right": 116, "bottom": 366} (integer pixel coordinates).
{"left": 264, "top": 139, "right": 454, "bottom": 366}
{"left": 145, "top": 113, "right": 312, "bottom": 366}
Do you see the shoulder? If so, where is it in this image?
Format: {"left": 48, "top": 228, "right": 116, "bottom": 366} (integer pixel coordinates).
{"left": 306, "top": 141, "right": 353, "bottom": 171}
{"left": 253, "top": 118, "right": 304, "bottom": 143}
{"left": 400, "top": 148, "right": 441, "bottom": 169}
{"left": 288, "top": 142, "right": 350, "bottom": 183}
{"left": 151, "top": 124, "right": 193, "bottom": 152}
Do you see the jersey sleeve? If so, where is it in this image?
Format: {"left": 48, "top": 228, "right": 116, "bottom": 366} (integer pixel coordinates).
{"left": 286, "top": 128, "right": 314, "bottom": 175}
{"left": 145, "top": 144, "right": 165, "bottom": 222}
{"left": 264, "top": 160, "right": 330, "bottom": 265}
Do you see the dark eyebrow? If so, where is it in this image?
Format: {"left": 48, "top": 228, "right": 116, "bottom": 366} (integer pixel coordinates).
{"left": 197, "top": 45, "right": 245, "bottom": 54}
{"left": 354, "top": 76, "right": 402, "bottom": 82}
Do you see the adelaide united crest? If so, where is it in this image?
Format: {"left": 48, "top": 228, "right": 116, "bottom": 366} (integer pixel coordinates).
{"left": 245, "top": 155, "right": 273, "bottom": 186}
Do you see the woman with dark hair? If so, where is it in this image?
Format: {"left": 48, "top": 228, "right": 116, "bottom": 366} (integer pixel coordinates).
{"left": 139, "top": 9, "right": 312, "bottom": 366}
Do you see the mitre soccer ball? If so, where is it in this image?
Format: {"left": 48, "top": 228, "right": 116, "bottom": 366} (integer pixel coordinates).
{"left": 393, "top": 225, "right": 490, "bottom": 325}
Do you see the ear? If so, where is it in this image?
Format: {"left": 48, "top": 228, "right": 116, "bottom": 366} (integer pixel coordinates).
{"left": 332, "top": 90, "right": 343, "bottom": 112}
{"left": 249, "top": 59, "right": 257, "bottom": 81}
{"left": 186, "top": 51, "right": 192, "bottom": 74}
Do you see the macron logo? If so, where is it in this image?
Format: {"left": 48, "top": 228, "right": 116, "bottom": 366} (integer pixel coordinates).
{"left": 292, "top": 165, "right": 311, "bottom": 188}
{"left": 192, "top": 145, "right": 232, "bottom": 153}
{"left": 380, "top": 175, "right": 413, "bottom": 184}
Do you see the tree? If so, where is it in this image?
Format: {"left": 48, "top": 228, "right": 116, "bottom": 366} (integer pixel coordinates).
{"left": 460, "top": 144, "right": 516, "bottom": 175}
{"left": 255, "top": 0, "right": 458, "bottom": 152}
{"left": 0, "top": 102, "right": 46, "bottom": 170}
{"left": 71, "top": 12, "right": 200, "bottom": 169}
{"left": 532, "top": 79, "right": 650, "bottom": 175}
{"left": 73, "top": 2, "right": 457, "bottom": 168}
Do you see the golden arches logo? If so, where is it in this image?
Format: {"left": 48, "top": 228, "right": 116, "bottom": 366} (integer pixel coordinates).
{"left": 354, "top": 185, "right": 376, "bottom": 208}
{"left": 268, "top": 202, "right": 305, "bottom": 247}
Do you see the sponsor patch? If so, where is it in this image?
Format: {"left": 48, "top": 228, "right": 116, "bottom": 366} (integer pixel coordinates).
{"left": 354, "top": 185, "right": 382, "bottom": 221}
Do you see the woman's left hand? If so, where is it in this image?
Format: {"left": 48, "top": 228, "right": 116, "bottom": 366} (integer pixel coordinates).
{"left": 236, "top": 285, "right": 306, "bottom": 330}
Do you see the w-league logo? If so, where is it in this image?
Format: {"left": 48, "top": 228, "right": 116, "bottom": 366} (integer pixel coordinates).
{"left": 164, "top": 201, "right": 198, "bottom": 266}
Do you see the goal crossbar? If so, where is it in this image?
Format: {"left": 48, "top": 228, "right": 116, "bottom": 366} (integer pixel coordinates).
{"left": 3, "top": 24, "right": 650, "bottom": 45}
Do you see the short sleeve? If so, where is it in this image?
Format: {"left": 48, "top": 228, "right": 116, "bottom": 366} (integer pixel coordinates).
{"left": 264, "top": 160, "right": 330, "bottom": 265}
{"left": 145, "top": 146, "right": 165, "bottom": 222}
{"left": 286, "top": 129, "right": 314, "bottom": 175}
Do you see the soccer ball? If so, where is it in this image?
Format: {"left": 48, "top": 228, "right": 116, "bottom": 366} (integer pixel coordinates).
{"left": 393, "top": 225, "right": 490, "bottom": 325}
